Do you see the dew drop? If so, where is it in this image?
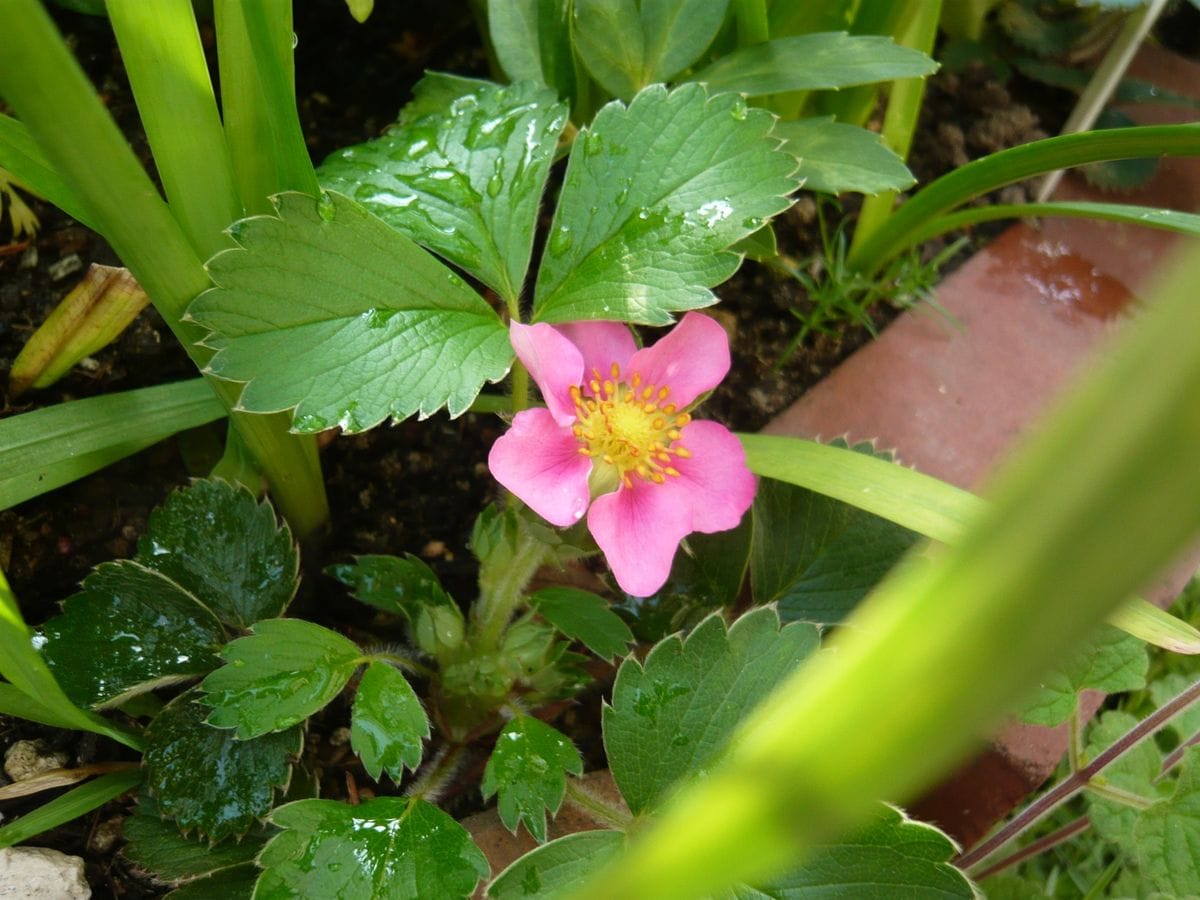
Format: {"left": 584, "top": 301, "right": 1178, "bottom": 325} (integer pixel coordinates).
{"left": 486, "top": 172, "right": 504, "bottom": 198}
{"left": 729, "top": 97, "right": 748, "bottom": 121}
{"left": 549, "top": 225, "right": 574, "bottom": 256}
{"left": 316, "top": 194, "right": 337, "bottom": 222}
{"left": 583, "top": 131, "right": 603, "bottom": 156}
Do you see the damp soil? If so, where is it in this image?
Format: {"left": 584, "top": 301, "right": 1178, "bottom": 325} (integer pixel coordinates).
{"left": 0, "top": 4, "right": 1082, "bottom": 895}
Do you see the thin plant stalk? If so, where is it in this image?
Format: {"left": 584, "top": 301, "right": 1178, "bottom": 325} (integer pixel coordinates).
{"left": 848, "top": 0, "right": 943, "bottom": 256}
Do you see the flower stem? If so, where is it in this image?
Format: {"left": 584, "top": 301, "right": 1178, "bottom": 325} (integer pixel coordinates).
{"left": 472, "top": 522, "right": 549, "bottom": 650}
{"left": 957, "top": 674, "right": 1200, "bottom": 872}
{"left": 563, "top": 777, "right": 634, "bottom": 831}
{"left": 406, "top": 744, "right": 465, "bottom": 804}
{"left": 511, "top": 360, "right": 530, "bottom": 415}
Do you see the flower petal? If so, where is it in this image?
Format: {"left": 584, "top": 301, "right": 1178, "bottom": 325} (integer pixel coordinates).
{"left": 555, "top": 321, "right": 638, "bottom": 385}
{"left": 626, "top": 312, "right": 730, "bottom": 409}
{"left": 509, "top": 322, "right": 583, "bottom": 426}
{"left": 489, "top": 409, "right": 592, "bottom": 527}
{"left": 661, "top": 420, "right": 756, "bottom": 533}
{"left": 588, "top": 482, "right": 692, "bottom": 597}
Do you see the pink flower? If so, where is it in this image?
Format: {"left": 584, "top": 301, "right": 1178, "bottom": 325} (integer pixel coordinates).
{"left": 488, "top": 312, "right": 756, "bottom": 597}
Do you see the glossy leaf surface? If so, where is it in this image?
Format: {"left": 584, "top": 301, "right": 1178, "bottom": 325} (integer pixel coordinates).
{"left": 190, "top": 191, "right": 511, "bottom": 431}
{"left": 328, "top": 554, "right": 453, "bottom": 623}
{"left": 144, "top": 689, "right": 299, "bottom": 840}
{"left": 122, "top": 796, "right": 266, "bottom": 883}
{"left": 528, "top": 587, "right": 634, "bottom": 661}
{"left": 255, "top": 797, "right": 489, "bottom": 899}
{"left": 351, "top": 662, "right": 429, "bottom": 782}
{"left": 604, "top": 608, "right": 818, "bottom": 815}
{"left": 138, "top": 478, "right": 298, "bottom": 628}
{"left": 40, "top": 561, "right": 224, "bottom": 708}
{"left": 481, "top": 716, "right": 583, "bottom": 842}
{"left": 533, "top": 84, "right": 798, "bottom": 324}
{"left": 202, "top": 619, "right": 363, "bottom": 739}
{"left": 319, "top": 76, "right": 566, "bottom": 303}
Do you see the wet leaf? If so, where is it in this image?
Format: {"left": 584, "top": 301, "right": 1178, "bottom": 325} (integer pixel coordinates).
{"left": 533, "top": 83, "right": 798, "bottom": 325}
{"left": 122, "top": 794, "right": 266, "bottom": 883}
{"left": 1017, "top": 624, "right": 1147, "bottom": 727}
{"left": 144, "top": 689, "right": 299, "bottom": 840}
{"left": 351, "top": 662, "right": 429, "bottom": 782}
{"left": 775, "top": 118, "right": 915, "bottom": 195}
{"left": 138, "top": 479, "right": 298, "bottom": 628}
{"left": 1134, "top": 747, "right": 1200, "bottom": 895}
{"left": 319, "top": 76, "right": 566, "bottom": 303}
{"left": 750, "top": 476, "right": 919, "bottom": 625}
{"left": 327, "top": 554, "right": 453, "bottom": 624}
{"left": 603, "top": 608, "right": 819, "bottom": 815}
{"left": 487, "top": 830, "right": 625, "bottom": 898}
{"left": 189, "top": 191, "right": 511, "bottom": 431}
{"left": 528, "top": 587, "right": 634, "bottom": 662}
{"left": 488, "top": 0, "right": 576, "bottom": 100}
{"left": 481, "top": 716, "right": 583, "bottom": 842}
{"left": 255, "top": 797, "right": 489, "bottom": 899}
{"left": 201, "top": 619, "right": 363, "bottom": 739}
{"left": 167, "top": 865, "right": 257, "bottom": 899}
{"left": 40, "top": 560, "right": 224, "bottom": 708}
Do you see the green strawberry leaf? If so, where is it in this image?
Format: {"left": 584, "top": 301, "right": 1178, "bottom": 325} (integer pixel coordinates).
{"left": 732, "top": 804, "right": 975, "bottom": 898}
{"left": 1134, "top": 746, "right": 1200, "bottom": 896}
{"left": 166, "top": 865, "right": 257, "bottom": 900}
{"left": 1085, "top": 710, "right": 1163, "bottom": 847}
{"left": 603, "top": 607, "right": 819, "bottom": 815}
{"left": 327, "top": 554, "right": 454, "bottom": 623}
{"left": 775, "top": 118, "right": 915, "bottom": 196}
{"left": 1017, "top": 625, "right": 1147, "bottom": 727}
{"left": 488, "top": 0, "right": 577, "bottom": 99}
{"left": 572, "top": 0, "right": 729, "bottom": 100}
{"left": 137, "top": 478, "right": 298, "bottom": 628}
{"left": 189, "top": 191, "right": 512, "bottom": 432}
{"left": 690, "top": 33, "right": 938, "bottom": 97}
{"left": 528, "top": 587, "right": 634, "bottom": 662}
{"left": 481, "top": 716, "right": 584, "bottom": 843}
{"left": 533, "top": 83, "right": 799, "bottom": 325}
{"left": 351, "top": 661, "right": 430, "bottom": 782}
{"left": 201, "top": 619, "right": 362, "bottom": 739}
{"left": 121, "top": 794, "right": 267, "bottom": 884}
{"left": 144, "top": 688, "right": 300, "bottom": 840}
{"left": 487, "top": 830, "right": 626, "bottom": 899}
{"left": 40, "top": 560, "right": 224, "bottom": 709}
{"left": 255, "top": 797, "right": 489, "bottom": 899}
{"left": 750, "top": 475, "right": 920, "bottom": 625}
{"left": 318, "top": 76, "right": 567, "bottom": 303}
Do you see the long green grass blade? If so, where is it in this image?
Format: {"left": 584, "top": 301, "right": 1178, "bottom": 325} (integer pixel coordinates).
{"left": 580, "top": 242, "right": 1200, "bottom": 898}
{"left": 107, "top": 0, "right": 241, "bottom": 258}
{"left": 0, "top": 768, "right": 142, "bottom": 848}
{"left": 902, "top": 201, "right": 1200, "bottom": 255}
{"left": 0, "top": 570, "right": 142, "bottom": 750}
{"left": 740, "top": 433, "right": 1200, "bottom": 653}
{"left": 0, "top": 114, "right": 96, "bottom": 230}
{"left": 0, "top": 379, "right": 224, "bottom": 511}
{"left": 847, "top": 123, "right": 1200, "bottom": 273}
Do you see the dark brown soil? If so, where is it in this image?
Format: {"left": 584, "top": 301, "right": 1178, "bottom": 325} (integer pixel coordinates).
{"left": 0, "top": 5, "right": 1077, "bottom": 895}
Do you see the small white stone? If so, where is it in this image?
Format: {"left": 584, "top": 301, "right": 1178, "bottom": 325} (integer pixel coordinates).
{"left": 0, "top": 846, "right": 90, "bottom": 898}
{"left": 3, "top": 741, "right": 69, "bottom": 783}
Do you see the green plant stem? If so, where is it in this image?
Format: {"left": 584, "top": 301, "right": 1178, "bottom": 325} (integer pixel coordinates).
{"left": 564, "top": 777, "right": 634, "bottom": 831}
{"left": 957, "top": 674, "right": 1200, "bottom": 872}
{"left": 406, "top": 744, "right": 466, "bottom": 804}
{"left": 510, "top": 361, "right": 530, "bottom": 414}
{"left": 1068, "top": 703, "right": 1085, "bottom": 772}
{"left": 0, "top": 0, "right": 328, "bottom": 536}
{"left": 367, "top": 652, "right": 435, "bottom": 680}
{"left": 732, "top": 0, "right": 769, "bottom": 45}
{"left": 106, "top": 0, "right": 241, "bottom": 257}
{"left": 472, "top": 523, "right": 550, "bottom": 650}
{"left": 1085, "top": 779, "right": 1155, "bottom": 810}
{"left": 846, "top": 124, "right": 1200, "bottom": 275}
{"left": 848, "top": 0, "right": 942, "bottom": 256}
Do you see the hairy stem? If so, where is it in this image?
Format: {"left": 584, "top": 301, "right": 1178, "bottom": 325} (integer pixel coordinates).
{"left": 564, "top": 777, "right": 634, "bottom": 831}
{"left": 472, "top": 523, "right": 549, "bottom": 650}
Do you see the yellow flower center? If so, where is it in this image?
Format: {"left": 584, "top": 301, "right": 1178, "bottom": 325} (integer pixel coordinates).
{"left": 570, "top": 362, "right": 692, "bottom": 492}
